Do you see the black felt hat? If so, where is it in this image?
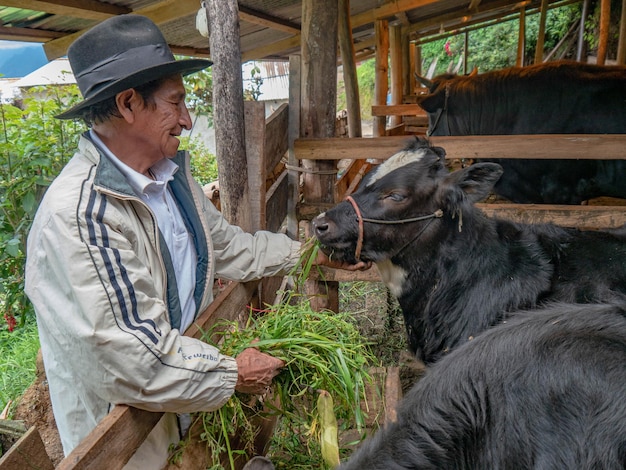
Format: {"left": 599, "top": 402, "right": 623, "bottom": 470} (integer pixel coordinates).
{"left": 56, "top": 14, "right": 212, "bottom": 119}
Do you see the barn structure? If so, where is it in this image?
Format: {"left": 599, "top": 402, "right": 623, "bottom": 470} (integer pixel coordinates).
{"left": 1, "top": 0, "right": 625, "bottom": 468}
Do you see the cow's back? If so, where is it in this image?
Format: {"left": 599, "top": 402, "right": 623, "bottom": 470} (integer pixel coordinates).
{"left": 418, "top": 61, "right": 626, "bottom": 203}
{"left": 339, "top": 302, "right": 626, "bottom": 469}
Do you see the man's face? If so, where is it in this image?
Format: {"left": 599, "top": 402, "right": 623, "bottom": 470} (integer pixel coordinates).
{"left": 134, "top": 75, "right": 192, "bottom": 159}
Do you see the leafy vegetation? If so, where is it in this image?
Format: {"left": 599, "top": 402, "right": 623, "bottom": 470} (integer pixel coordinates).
{"left": 0, "top": 316, "right": 38, "bottom": 412}
{"left": 176, "top": 244, "right": 380, "bottom": 470}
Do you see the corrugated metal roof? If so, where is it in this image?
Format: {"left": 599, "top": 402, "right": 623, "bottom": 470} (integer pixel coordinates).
{"left": 0, "top": 0, "right": 577, "bottom": 62}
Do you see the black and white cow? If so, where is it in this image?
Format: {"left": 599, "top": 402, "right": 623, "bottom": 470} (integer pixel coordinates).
{"left": 312, "top": 138, "right": 626, "bottom": 365}
{"left": 339, "top": 301, "right": 626, "bottom": 469}
{"left": 416, "top": 60, "right": 626, "bottom": 204}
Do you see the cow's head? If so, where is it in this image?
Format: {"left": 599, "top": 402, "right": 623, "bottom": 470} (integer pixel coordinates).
{"left": 415, "top": 68, "right": 478, "bottom": 136}
{"left": 312, "top": 138, "right": 503, "bottom": 265}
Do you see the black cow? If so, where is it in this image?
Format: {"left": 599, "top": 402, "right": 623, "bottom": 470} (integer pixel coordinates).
{"left": 339, "top": 302, "right": 626, "bottom": 469}
{"left": 416, "top": 60, "right": 626, "bottom": 204}
{"left": 312, "top": 138, "right": 626, "bottom": 365}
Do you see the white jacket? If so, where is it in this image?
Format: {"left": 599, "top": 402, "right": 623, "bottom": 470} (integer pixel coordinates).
{"left": 25, "top": 135, "right": 301, "bottom": 468}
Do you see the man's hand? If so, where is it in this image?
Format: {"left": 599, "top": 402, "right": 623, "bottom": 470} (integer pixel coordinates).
{"left": 235, "top": 347, "right": 285, "bottom": 395}
{"left": 314, "top": 250, "right": 372, "bottom": 272}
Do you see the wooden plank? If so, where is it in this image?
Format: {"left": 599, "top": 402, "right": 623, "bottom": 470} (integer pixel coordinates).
{"left": 372, "top": 104, "right": 427, "bottom": 116}
{"left": 338, "top": 0, "right": 362, "bottom": 138}
{"left": 57, "top": 280, "right": 260, "bottom": 469}
{"left": 373, "top": 19, "right": 389, "bottom": 137}
{"left": 265, "top": 171, "right": 289, "bottom": 233}
{"left": 264, "top": 103, "right": 289, "bottom": 176}
{"left": 185, "top": 280, "right": 261, "bottom": 340}
{"left": 245, "top": 101, "right": 267, "bottom": 231}
{"left": 1, "top": 0, "right": 128, "bottom": 20}
{"left": 294, "top": 135, "right": 626, "bottom": 161}
{"left": 287, "top": 55, "right": 302, "bottom": 240}
{"left": 56, "top": 407, "right": 163, "bottom": 470}
{"left": 0, "top": 427, "right": 54, "bottom": 470}
{"left": 477, "top": 204, "right": 626, "bottom": 229}
{"left": 386, "top": 123, "right": 407, "bottom": 136}
{"left": 384, "top": 367, "right": 402, "bottom": 425}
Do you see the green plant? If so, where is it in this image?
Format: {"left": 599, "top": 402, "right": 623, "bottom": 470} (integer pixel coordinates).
{"left": 186, "top": 243, "right": 380, "bottom": 470}
{"left": 180, "top": 136, "right": 219, "bottom": 185}
{"left": 0, "top": 316, "right": 39, "bottom": 412}
{"left": 0, "top": 85, "right": 84, "bottom": 329}
{"left": 183, "top": 65, "right": 214, "bottom": 124}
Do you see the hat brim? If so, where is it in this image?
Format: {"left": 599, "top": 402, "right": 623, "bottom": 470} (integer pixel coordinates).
{"left": 55, "top": 58, "right": 212, "bottom": 120}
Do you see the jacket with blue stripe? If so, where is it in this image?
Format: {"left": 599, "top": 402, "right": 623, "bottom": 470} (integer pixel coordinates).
{"left": 25, "top": 135, "right": 301, "bottom": 463}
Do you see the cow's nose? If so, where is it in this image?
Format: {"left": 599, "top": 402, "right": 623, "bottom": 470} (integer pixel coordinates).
{"left": 312, "top": 217, "right": 329, "bottom": 236}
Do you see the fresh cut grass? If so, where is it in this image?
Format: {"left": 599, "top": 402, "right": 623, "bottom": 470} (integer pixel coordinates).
{"left": 0, "top": 318, "right": 39, "bottom": 413}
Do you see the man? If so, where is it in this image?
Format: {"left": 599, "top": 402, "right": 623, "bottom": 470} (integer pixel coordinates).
{"left": 24, "top": 14, "right": 367, "bottom": 469}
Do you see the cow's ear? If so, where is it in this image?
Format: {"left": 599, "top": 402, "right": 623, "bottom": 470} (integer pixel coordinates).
{"left": 448, "top": 163, "right": 504, "bottom": 202}
{"left": 416, "top": 89, "right": 445, "bottom": 113}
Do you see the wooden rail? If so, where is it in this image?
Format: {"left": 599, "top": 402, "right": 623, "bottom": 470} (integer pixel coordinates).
{"left": 294, "top": 134, "right": 626, "bottom": 161}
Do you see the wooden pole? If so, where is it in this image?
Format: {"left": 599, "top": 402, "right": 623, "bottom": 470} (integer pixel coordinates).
{"left": 301, "top": 0, "right": 340, "bottom": 312}
{"left": 409, "top": 41, "right": 416, "bottom": 94}
{"left": 596, "top": 0, "right": 611, "bottom": 64}
{"left": 534, "top": 0, "right": 549, "bottom": 63}
{"left": 338, "top": 0, "right": 362, "bottom": 138}
{"left": 286, "top": 55, "right": 301, "bottom": 240}
{"left": 389, "top": 24, "right": 403, "bottom": 128}
{"left": 576, "top": 0, "right": 590, "bottom": 61}
{"left": 206, "top": 0, "right": 250, "bottom": 230}
{"left": 403, "top": 29, "right": 411, "bottom": 97}
{"left": 517, "top": 8, "right": 526, "bottom": 66}
{"left": 618, "top": 0, "right": 626, "bottom": 64}
{"left": 374, "top": 19, "right": 389, "bottom": 137}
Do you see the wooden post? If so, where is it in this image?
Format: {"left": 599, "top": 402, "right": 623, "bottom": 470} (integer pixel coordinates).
{"left": 287, "top": 55, "right": 301, "bottom": 240}
{"left": 534, "top": 0, "right": 548, "bottom": 64}
{"left": 517, "top": 8, "right": 526, "bottom": 66}
{"left": 576, "top": 0, "right": 590, "bottom": 61}
{"left": 596, "top": 0, "right": 611, "bottom": 65}
{"left": 618, "top": 0, "right": 626, "bottom": 64}
{"left": 207, "top": 0, "right": 250, "bottom": 230}
{"left": 389, "top": 24, "right": 403, "bottom": 128}
{"left": 244, "top": 101, "right": 267, "bottom": 233}
{"left": 338, "top": 0, "right": 362, "bottom": 138}
{"left": 408, "top": 41, "right": 416, "bottom": 94}
{"left": 301, "top": 0, "right": 340, "bottom": 312}
{"left": 374, "top": 19, "right": 389, "bottom": 137}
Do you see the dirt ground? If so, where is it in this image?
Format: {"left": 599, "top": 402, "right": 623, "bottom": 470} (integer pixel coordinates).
{"left": 5, "top": 281, "right": 423, "bottom": 468}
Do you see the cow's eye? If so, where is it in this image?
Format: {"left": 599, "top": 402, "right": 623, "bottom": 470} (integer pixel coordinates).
{"left": 385, "top": 192, "right": 406, "bottom": 202}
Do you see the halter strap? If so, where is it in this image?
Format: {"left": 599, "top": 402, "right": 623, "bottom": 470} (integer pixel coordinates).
{"left": 345, "top": 195, "right": 443, "bottom": 261}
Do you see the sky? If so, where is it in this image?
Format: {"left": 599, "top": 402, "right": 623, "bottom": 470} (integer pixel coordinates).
{"left": 0, "top": 40, "right": 48, "bottom": 79}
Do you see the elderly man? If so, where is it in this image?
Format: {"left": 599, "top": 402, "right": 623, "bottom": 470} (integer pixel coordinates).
{"left": 25, "top": 14, "right": 367, "bottom": 469}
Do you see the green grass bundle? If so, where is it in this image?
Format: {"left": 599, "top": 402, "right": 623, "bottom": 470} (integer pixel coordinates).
{"left": 195, "top": 289, "right": 379, "bottom": 469}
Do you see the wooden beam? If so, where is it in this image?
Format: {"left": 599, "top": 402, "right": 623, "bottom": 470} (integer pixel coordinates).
{"left": 0, "top": 427, "right": 54, "bottom": 470}
{"left": 294, "top": 135, "right": 626, "bottom": 161}
{"left": 43, "top": 0, "right": 199, "bottom": 60}
{"left": 338, "top": 0, "right": 362, "bottom": 138}
{"left": 535, "top": 0, "right": 549, "bottom": 63}
{"left": 371, "top": 104, "right": 427, "bottom": 116}
{"left": 0, "top": 25, "right": 63, "bottom": 41}
{"left": 596, "top": 0, "right": 611, "bottom": 64}
{"left": 239, "top": 5, "right": 300, "bottom": 34}
{"left": 350, "top": 0, "right": 441, "bottom": 29}
{"left": 373, "top": 19, "right": 389, "bottom": 138}
{"left": 0, "top": 0, "right": 129, "bottom": 20}
{"left": 243, "top": 0, "right": 439, "bottom": 63}
{"left": 477, "top": 204, "right": 626, "bottom": 230}
{"left": 389, "top": 24, "right": 403, "bottom": 128}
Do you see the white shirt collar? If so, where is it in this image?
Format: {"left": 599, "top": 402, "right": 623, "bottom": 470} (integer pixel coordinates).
{"left": 89, "top": 129, "right": 179, "bottom": 195}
